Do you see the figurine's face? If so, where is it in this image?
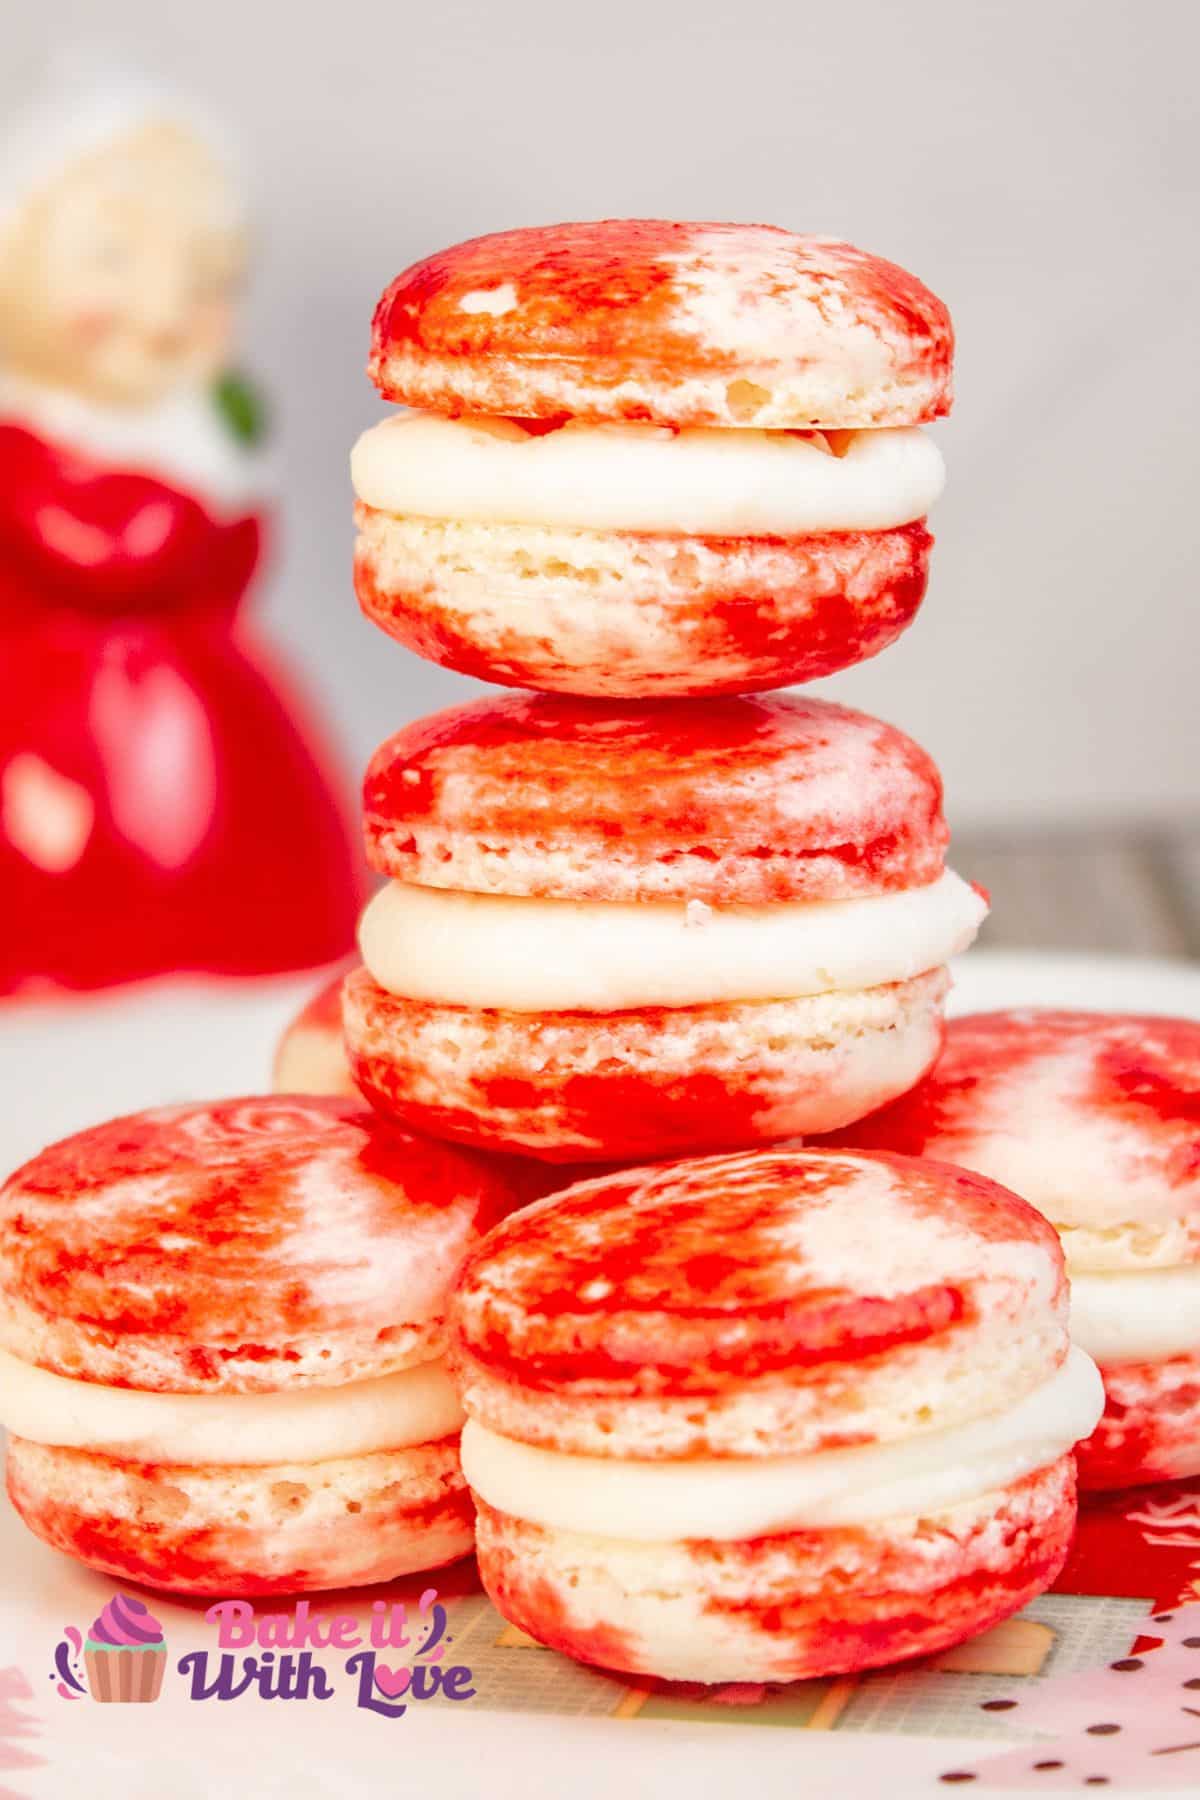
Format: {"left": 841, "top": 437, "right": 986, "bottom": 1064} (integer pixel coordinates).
{"left": 0, "top": 123, "right": 247, "bottom": 408}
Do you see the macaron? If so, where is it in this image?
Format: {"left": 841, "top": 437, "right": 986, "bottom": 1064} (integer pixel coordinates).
{"left": 272, "top": 967, "right": 357, "bottom": 1098}
{"left": 819, "top": 1010, "right": 1200, "bottom": 1490}
{"left": 0, "top": 1096, "right": 514, "bottom": 1594}
{"left": 451, "top": 1147, "right": 1103, "bottom": 1684}
{"left": 353, "top": 219, "right": 952, "bottom": 697}
{"left": 344, "top": 690, "right": 987, "bottom": 1162}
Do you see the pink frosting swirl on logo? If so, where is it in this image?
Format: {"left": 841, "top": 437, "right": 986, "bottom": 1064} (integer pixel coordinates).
{"left": 89, "top": 1594, "right": 164, "bottom": 1647}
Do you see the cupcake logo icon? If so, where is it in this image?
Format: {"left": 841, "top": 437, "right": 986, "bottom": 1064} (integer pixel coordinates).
{"left": 53, "top": 1595, "right": 167, "bottom": 1703}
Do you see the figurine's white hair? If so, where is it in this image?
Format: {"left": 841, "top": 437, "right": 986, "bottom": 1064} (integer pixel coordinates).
{"left": 0, "top": 48, "right": 245, "bottom": 235}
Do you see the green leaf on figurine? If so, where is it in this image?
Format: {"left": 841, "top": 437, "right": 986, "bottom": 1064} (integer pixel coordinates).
{"left": 213, "top": 372, "right": 267, "bottom": 447}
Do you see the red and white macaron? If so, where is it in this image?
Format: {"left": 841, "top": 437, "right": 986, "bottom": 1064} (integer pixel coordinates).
{"left": 0, "top": 1096, "right": 514, "bottom": 1593}
{"left": 822, "top": 1009, "right": 1200, "bottom": 1490}
{"left": 354, "top": 219, "right": 952, "bottom": 697}
{"left": 343, "top": 690, "right": 987, "bottom": 1163}
{"left": 451, "top": 1147, "right": 1103, "bottom": 1683}
{"left": 272, "top": 966, "right": 357, "bottom": 1098}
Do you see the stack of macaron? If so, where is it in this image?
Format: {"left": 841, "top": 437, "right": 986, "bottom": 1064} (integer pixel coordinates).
{"left": 340, "top": 219, "right": 985, "bottom": 1167}
{"left": 0, "top": 221, "right": 1141, "bottom": 1689}
{"left": 271, "top": 216, "right": 1103, "bottom": 1687}
{"left": 0, "top": 1096, "right": 515, "bottom": 1593}
{"left": 823, "top": 1009, "right": 1200, "bottom": 1492}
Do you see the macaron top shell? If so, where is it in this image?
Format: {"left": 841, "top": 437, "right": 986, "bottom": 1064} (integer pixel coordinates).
{"left": 369, "top": 220, "right": 953, "bottom": 429}
{"left": 827, "top": 1010, "right": 1200, "bottom": 1270}
{"left": 452, "top": 1148, "right": 1067, "bottom": 1456}
{"left": 364, "top": 693, "right": 948, "bottom": 905}
{"left": 0, "top": 1096, "right": 512, "bottom": 1393}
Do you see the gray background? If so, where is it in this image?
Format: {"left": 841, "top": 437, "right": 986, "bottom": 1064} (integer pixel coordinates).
{"left": 5, "top": 0, "right": 1198, "bottom": 829}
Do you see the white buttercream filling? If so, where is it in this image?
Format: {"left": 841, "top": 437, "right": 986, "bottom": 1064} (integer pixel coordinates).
{"left": 359, "top": 869, "right": 986, "bottom": 1013}
{"left": 1068, "top": 1266, "right": 1200, "bottom": 1366}
{"left": 350, "top": 411, "right": 945, "bottom": 535}
{"left": 460, "top": 1347, "right": 1104, "bottom": 1541}
{"left": 0, "top": 1349, "right": 463, "bottom": 1466}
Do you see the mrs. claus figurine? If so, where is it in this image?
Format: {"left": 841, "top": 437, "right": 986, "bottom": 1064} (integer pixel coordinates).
{"left": 0, "top": 61, "right": 361, "bottom": 993}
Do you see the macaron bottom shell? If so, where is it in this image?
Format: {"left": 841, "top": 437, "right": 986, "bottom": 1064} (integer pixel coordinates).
{"left": 7, "top": 1436, "right": 475, "bottom": 1596}
{"left": 354, "top": 512, "right": 931, "bottom": 699}
{"left": 471, "top": 1456, "right": 1077, "bottom": 1684}
{"left": 343, "top": 966, "right": 950, "bottom": 1161}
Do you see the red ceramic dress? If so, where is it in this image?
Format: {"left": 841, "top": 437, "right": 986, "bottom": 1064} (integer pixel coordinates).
{"left": 0, "top": 420, "right": 362, "bottom": 994}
